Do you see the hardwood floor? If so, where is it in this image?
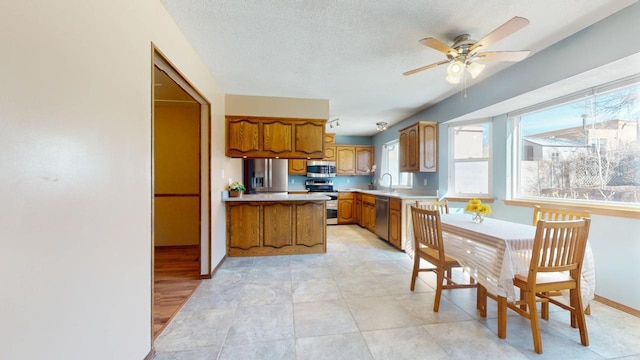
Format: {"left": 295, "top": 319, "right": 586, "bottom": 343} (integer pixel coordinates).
{"left": 154, "top": 245, "right": 202, "bottom": 338}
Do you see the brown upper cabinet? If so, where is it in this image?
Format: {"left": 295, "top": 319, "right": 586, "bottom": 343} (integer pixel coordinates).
{"left": 226, "top": 116, "right": 325, "bottom": 159}
{"left": 398, "top": 121, "right": 437, "bottom": 172}
{"left": 336, "top": 145, "right": 374, "bottom": 175}
{"left": 355, "top": 146, "right": 374, "bottom": 175}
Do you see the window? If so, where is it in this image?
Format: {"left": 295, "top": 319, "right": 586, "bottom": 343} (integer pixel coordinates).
{"left": 379, "top": 139, "right": 412, "bottom": 188}
{"left": 448, "top": 120, "right": 492, "bottom": 197}
{"left": 511, "top": 76, "right": 640, "bottom": 206}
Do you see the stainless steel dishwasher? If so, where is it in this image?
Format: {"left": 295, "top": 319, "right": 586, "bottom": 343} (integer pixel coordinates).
{"left": 375, "top": 196, "right": 389, "bottom": 241}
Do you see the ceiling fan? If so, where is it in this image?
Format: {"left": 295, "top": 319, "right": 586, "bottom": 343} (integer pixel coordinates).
{"left": 403, "top": 16, "right": 531, "bottom": 84}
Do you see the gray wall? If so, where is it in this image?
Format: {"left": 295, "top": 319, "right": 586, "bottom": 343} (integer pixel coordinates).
{"left": 372, "top": 3, "right": 640, "bottom": 309}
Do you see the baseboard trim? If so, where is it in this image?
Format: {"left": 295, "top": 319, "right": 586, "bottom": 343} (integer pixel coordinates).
{"left": 202, "top": 255, "right": 227, "bottom": 279}
{"left": 595, "top": 295, "right": 640, "bottom": 318}
{"left": 144, "top": 348, "right": 156, "bottom": 360}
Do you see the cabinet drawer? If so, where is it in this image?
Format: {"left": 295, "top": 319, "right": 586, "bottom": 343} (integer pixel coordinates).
{"left": 338, "top": 192, "right": 354, "bottom": 200}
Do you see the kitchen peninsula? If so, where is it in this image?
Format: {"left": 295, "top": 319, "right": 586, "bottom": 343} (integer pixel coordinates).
{"left": 224, "top": 193, "right": 330, "bottom": 256}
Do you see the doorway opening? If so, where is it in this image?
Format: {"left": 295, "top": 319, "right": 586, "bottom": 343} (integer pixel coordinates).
{"left": 152, "top": 49, "right": 211, "bottom": 338}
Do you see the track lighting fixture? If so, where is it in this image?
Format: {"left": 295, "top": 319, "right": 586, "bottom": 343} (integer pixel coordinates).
{"left": 376, "top": 122, "right": 388, "bottom": 131}
{"left": 327, "top": 118, "right": 340, "bottom": 129}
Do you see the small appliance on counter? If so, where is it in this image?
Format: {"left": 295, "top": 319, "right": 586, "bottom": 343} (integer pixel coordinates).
{"left": 305, "top": 179, "right": 338, "bottom": 225}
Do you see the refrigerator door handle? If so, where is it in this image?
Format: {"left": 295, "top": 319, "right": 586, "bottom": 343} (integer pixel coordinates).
{"left": 267, "top": 159, "right": 272, "bottom": 190}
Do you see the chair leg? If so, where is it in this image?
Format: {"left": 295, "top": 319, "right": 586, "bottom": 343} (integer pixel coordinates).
{"left": 541, "top": 291, "right": 549, "bottom": 320}
{"left": 527, "top": 290, "right": 543, "bottom": 354}
{"left": 571, "top": 288, "right": 590, "bottom": 346}
{"left": 520, "top": 288, "right": 527, "bottom": 311}
{"left": 410, "top": 255, "right": 419, "bottom": 291}
{"left": 445, "top": 266, "right": 452, "bottom": 285}
{"left": 585, "top": 304, "right": 591, "bottom": 315}
{"left": 433, "top": 269, "right": 444, "bottom": 312}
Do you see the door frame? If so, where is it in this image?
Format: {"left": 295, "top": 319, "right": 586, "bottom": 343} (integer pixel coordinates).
{"left": 150, "top": 45, "right": 212, "bottom": 339}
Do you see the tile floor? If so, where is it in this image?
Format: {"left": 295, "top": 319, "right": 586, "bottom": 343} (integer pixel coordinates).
{"left": 154, "top": 225, "right": 640, "bottom": 359}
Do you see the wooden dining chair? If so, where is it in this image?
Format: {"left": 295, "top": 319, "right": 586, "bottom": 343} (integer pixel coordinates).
{"left": 531, "top": 206, "right": 591, "bottom": 320}
{"left": 415, "top": 200, "right": 449, "bottom": 214}
{"left": 410, "top": 206, "right": 476, "bottom": 311}
{"left": 505, "top": 218, "right": 592, "bottom": 354}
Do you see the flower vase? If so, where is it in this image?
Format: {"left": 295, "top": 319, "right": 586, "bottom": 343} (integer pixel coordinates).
{"left": 472, "top": 213, "right": 484, "bottom": 224}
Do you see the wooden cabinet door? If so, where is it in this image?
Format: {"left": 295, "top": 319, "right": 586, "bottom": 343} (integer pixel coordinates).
{"left": 355, "top": 197, "right": 362, "bottom": 226}
{"left": 263, "top": 203, "right": 293, "bottom": 248}
{"left": 336, "top": 146, "right": 355, "bottom": 175}
{"left": 388, "top": 198, "right": 402, "bottom": 249}
{"left": 420, "top": 122, "right": 437, "bottom": 172}
{"left": 323, "top": 145, "right": 336, "bottom": 161}
{"left": 338, "top": 199, "right": 354, "bottom": 224}
{"left": 355, "top": 146, "right": 374, "bottom": 174}
{"left": 263, "top": 120, "right": 293, "bottom": 155}
{"left": 366, "top": 203, "right": 376, "bottom": 232}
{"left": 295, "top": 202, "right": 325, "bottom": 247}
{"left": 227, "top": 204, "right": 261, "bottom": 250}
{"left": 288, "top": 159, "right": 307, "bottom": 175}
{"left": 399, "top": 123, "right": 419, "bottom": 172}
{"left": 324, "top": 133, "right": 335, "bottom": 144}
{"left": 226, "top": 118, "right": 261, "bottom": 156}
{"left": 294, "top": 121, "right": 324, "bottom": 158}
{"left": 399, "top": 121, "right": 437, "bottom": 172}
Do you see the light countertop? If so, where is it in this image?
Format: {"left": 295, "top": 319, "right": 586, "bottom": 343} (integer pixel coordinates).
{"left": 223, "top": 193, "right": 330, "bottom": 202}
{"left": 336, "top": 188, "right": 438, "bottom": 199}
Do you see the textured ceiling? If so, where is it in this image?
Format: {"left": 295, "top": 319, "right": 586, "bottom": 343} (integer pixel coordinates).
{"left": 160, "top": 0, "right": 636, "bottom": 135}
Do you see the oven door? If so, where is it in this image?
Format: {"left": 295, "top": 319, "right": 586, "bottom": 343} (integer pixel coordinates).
{"left": 326, "top": 199, "right": 338, "bottom": 225}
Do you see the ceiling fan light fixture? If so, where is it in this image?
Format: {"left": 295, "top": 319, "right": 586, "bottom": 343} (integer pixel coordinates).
{"left": 445, "top": 70, "right": 462, "bottom": 84}
{"left": 467, "top": 62, "right": 485, "bottom": 78}
{"left": 447, "top": 60, "right": 464, "bottom": 76}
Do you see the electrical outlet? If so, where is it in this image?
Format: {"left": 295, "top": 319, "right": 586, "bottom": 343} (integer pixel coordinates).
{"left": 221, "top": 169, "right": 225, "bottom": 179}
{"left": 347, "top": 178, "right": 350, "bottom": 184}
{"left": 423, "top": 179, "right": 427, "bottom": 186}
{"left": 291, "top": 179, "right": 295, "bottom": 184}
{"left": 229, "top": 178, "right": 232, "bottom": 185}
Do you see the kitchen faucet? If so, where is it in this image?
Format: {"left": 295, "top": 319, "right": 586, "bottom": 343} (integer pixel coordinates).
{"left": 380, "top": 172, "right": 393, "bottom": 192}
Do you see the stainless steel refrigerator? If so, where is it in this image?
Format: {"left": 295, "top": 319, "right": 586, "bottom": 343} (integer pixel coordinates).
{"left": 244, "top": 159, "right": 289, "bottom": 194}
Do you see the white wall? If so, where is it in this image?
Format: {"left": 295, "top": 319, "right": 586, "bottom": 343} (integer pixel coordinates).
{"left": 226, "top": 94, "right": 330, "bottom": 119}
{"left": 0, "top": 1, "right": 231, "bottom": 359}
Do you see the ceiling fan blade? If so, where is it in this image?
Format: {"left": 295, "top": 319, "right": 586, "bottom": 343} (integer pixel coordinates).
{"left": 469, "top": 16, "right": 530, "bottom": 52}
{"left": 476, "top": 50, "right": 531, "bottom": 62}
{"left": 419, "top": 37, "right": 458, "bottom": 56}
{"left": 402, "top": 60, "right": 450, "bottom": 76}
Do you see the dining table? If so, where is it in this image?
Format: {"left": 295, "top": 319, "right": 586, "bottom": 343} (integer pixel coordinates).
{"left": 438, "top": 213, "right": 596, "bottom": 338}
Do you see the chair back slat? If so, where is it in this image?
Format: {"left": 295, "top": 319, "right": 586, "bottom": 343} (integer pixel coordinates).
{"left": 530, "top": 219, "right": 591, "bottom": 275}
{"left": 411, "top": 206, "right": 443, "bottom": 253}
{"left": 532, "top": 205, "right": 590, "bottom": 226}
{"left": 415, "top": 200, "right": 449, "bottom": 214}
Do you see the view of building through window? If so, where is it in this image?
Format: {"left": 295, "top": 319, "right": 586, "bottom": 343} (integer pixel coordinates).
{"left": 449, "top": 121, "right": 492, "bottom": 196}
{"left": 515, "top": 79, "right": 640, "bottom": 204}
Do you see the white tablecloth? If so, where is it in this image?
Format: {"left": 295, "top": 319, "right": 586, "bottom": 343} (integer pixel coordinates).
{"left": 439, "top": 214, "right": 596, "bottom": 305}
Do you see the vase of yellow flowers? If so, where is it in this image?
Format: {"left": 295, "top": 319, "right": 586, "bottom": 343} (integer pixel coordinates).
{"left": 465, "top": 198, "right": 492, "bottom": 223}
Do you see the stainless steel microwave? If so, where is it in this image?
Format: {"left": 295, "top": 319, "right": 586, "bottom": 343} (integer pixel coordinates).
{"left": 306, "top": 161, "right": 336, "bottom": 177}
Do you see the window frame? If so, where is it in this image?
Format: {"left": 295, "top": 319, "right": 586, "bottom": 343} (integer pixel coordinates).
{"left": 447, "top": 119, "right": 493, "bottom": 198}
{"left": 508, "top": 74, "right": 640, "bottom": 213}
{"left": 379, "top": 139, "right": 413, "bottom": 189}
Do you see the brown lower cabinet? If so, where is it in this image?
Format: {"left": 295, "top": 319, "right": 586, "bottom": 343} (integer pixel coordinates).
{"left": 337, "top": 192, "right": 355, "bottom": 224}
{"left": 355, "top": 193, "right": 362, "bottom": 226}
{"left": 226, "top": 200, "right": 326, "bottom": 256}
{"left": 388, "top": 197, "right": 402, "bottom": 249}
{"left": 360, "top": 194, "right": 376, "bottom": 232}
